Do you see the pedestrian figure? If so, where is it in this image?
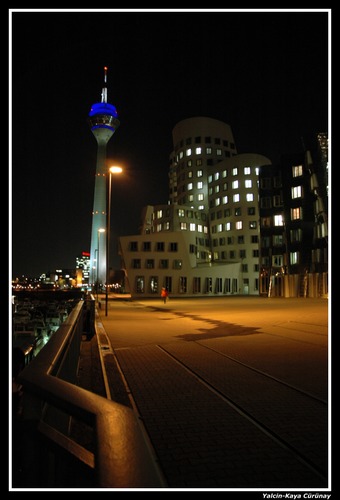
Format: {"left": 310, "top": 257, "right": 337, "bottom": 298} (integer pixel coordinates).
{"left": 161, "top": 287, "right": 168, "bottom": 304}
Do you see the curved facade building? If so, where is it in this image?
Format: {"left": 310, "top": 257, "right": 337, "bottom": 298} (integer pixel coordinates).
{"left": 119, "top": 117, "right": 272, "bottom": 298}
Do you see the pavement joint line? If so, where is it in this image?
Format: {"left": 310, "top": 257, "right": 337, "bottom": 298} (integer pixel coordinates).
{"left": 157, "top": 343, "right": 328, "bottom": 483}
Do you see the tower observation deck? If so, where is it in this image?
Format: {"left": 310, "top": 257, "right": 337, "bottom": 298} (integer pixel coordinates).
{"left": 88, "top": 67, "right": 120, "bottom": 286}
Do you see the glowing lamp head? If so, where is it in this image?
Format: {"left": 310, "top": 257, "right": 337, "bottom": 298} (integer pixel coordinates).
{"left": 109, "top": 166, "right": 123, "bottom": 174}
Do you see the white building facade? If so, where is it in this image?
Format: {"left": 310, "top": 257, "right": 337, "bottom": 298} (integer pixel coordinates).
{"left": 119, "top": 117, "right": 271, "bottom": 299}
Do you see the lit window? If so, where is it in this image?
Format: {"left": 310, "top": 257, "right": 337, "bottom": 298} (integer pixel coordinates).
{"left": 274, "top": 214, "right": 284, "bottom": 226}
{"left": 197, "top": 181, "right": 203, "bottom": 189}
{"left": 188, "top": 194, "right": 194, "bottom": 202}
{"left": 157, "top": 210, "right": 163, "bottom": 218}
{"left": 197, "top": 170, "right": 203, "bottom": 177}
{"left": 244, "top": 167, "right": 251, "bottom": 175}
{"left": 222, "top": 195, "right": 228, "bottom": 204}
{"left": 215, "top": 185, "right": 220, "bottom": 193}
{"left": 186, "top": 148, "right": 192, "bottom": 156}
{"left": 188, "top": 171, "right": 193, "bottom": 178}
{"left": 179, "top": 151, "right": 184, "bottom": 159}
{"left": 187, "top": 183, "right": 193, "bottom": 190}
{"left": 214, "top": 172, "right": 220, "bottom": 181}
{"left": 246, "top": 193, "right": 254, "bottom": 202}
{"left": 215, "top": 198, "right": 221, "bottom": 206}
{"left": 225, "top": 222, "right": 231, "bottom": 231}
{"left": 189, "top": 223, "right": 196, "bottom": 231}
{"left": 249, "top": 221, "right": 257, "bottom": 229}
{"left": 232, "top": 167, "right": 238, "bottom": 176}
{"left": 197, "top": 193, "right": 204, "bottom": 201}
{"left": 233, "top": 194, "right": 240, "bottom": 202}
{"left": 208, "top": 175, "right": 213, "bottom": 183}
{"left": 235, "top": 221, "right": 243, "bottom": 230}
{"left": 291, "top": 186, "right": 302, "bottom": 198}
{"left": 199, "top": 205, "right": 205, "bottom": 211}
{"left": 292, "top": 165, "right": 303, "bottom": 177}
{"left": 178, "top": 209, "right": 185, "bottom": 217}
{"left": 291, "top": 207, "right": 302, "bottom": 220}
{"left": 222, "top": 170, "right": 227, "bottom": 178}
{"left": 196, "top": 147, "right": 202, "bottom": 155}
{"left": 197, "top": 224, "right": 203, "bottom": 232}
{"left": 232, "top": 180, "right": 239, "bottom": 189}
{"left": 156, "top": 224, "right": 162, "bottom": 232}
{"left": 180, "top": 222, "right": 187, "bottom": 230}
{"left": 206, "top": 147, "right": 212, "bottom": 154}
{"left": 245, "top": 179, "right": 252, "bottom": 188}
{"left": 216, "top": 149, "right": 222, "bottom": 156}
{"left": 290, "top": 251, "right": 299, "bottom": 265}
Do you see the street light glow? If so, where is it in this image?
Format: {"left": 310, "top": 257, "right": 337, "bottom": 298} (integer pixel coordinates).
{"left": 109, "top": 166, "right": 123, "bottom": 174}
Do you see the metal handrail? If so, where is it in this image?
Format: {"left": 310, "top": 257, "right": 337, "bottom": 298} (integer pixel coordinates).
{"left": 14, "top": 300, "right": 166, "bottom": 489}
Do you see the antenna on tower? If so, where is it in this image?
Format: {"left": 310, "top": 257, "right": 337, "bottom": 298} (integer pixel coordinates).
{"left": 101, "top": 66, "right": 108, "bottom": 103}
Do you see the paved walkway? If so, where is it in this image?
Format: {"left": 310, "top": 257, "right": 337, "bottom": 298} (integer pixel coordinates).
{"left": 80, "top": 296, "right": 330, "bottom": 491}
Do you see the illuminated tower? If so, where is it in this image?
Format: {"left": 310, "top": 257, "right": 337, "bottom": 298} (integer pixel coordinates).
{"left": 88, "top": 67, "right": 120, "bottom": 285}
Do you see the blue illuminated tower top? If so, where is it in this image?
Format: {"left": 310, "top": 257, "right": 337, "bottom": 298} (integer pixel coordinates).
{"left": 88, "top": 66, "right": 120, "bottom": 133}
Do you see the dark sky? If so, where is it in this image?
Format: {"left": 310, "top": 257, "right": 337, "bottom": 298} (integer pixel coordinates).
{"left": 10, "top": 8, "right": 329, "bottom": 278}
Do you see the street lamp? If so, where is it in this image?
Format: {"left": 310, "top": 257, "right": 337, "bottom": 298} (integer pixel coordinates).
{"left": 97, "top": 228, "right": 105, "bottom": 303}
{"left": 105, "top": 165, "right": 123, "bottom": 316}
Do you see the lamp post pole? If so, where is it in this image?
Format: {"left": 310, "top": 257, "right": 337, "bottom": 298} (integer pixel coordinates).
{"left": 95, "top": 248, "right": 98, "bottom": 301}
{"left": 97, "top": 228, "right": 105, "bottom": 304}
{"left": 105, "top": 166, "right": 123, "bottom": 316}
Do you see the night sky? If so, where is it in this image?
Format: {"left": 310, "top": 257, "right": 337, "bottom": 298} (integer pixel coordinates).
{"left": 10, "top": 8, "right": 329, "bottom": 279}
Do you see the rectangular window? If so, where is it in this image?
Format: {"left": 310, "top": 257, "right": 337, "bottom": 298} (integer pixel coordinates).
{"left": 165, "top": 276, "right": 172, "bottom": 293}
{"left": 149, "top": 276, "right": 158, "bottom": 293}
{"left": 205, "top": 277, "right": 213, "bottom": 293}
{"left": 249, "top": 221, "right": 257, "bottom": 229}
{"left": 156, "top": 242, "right": 165, "bottom": 251}
{"left": 224, "top": 278, "right": 231, "bottom": 293}
{"left": 173, "top": 259, "right": 182, "bottom": 269}
{"left": 215, "top": 277, "right": 223, "bottom": 293}
{"left": 273, "top": 235, "right": 283, "bottom": 246}
{"left": 129, "top": 241, "right": 138, "bottom": 251}
{"left": 233, "top": 194, "right": 240, "bottom": 202}
{"left": 232, "top": 180, "right": 239, "bottom": 189}
{"left": 290, "top": 251, "right": 299, "bottom": 265}
{"left": 274, "top": 215, "right": 284, "bottom": 226}
{"left": 273, "top": 194, "right": 283, "bottom": 207}
{"left": 245, "top": 179, "right": 252, "bottom": 188}
{"left": 143, "top": 241, "right": 151, "bottom": 251}
{"left": 169, "top": 242, "right": 178, "bottom": 252}
{"left": 246, "top": 193, "right": 254, "bottom": 202}
{"left": 136, "top": 276, "right": 144, "bottom": 293}
{"left": 235, "top": 221, "right": 243, "bottom": 230}
{"left": 132, "top": 259, "right": 141, "bottom": 269}
{"left": 179, "top": 276, "right": 187, "bottom": 293}
{"left": 193, "top": 277, "right": 201, "bottom": 293}
{"left": 237, "top": 235, "right": 244, "bottom": 244}
{"left": 292, "top": 165, "right": 303, "bottom": 177}
{"left": 291, "top": 186, "right": 302, "bottom": 199}
{"left": 159, "top": 259, "right": 169, "bottom": 269}
{"left": 290, "top": 228, "right": 302, "bottom": 242}
{"left": 145, "top": 259, "right": 154, "bottom": 269}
